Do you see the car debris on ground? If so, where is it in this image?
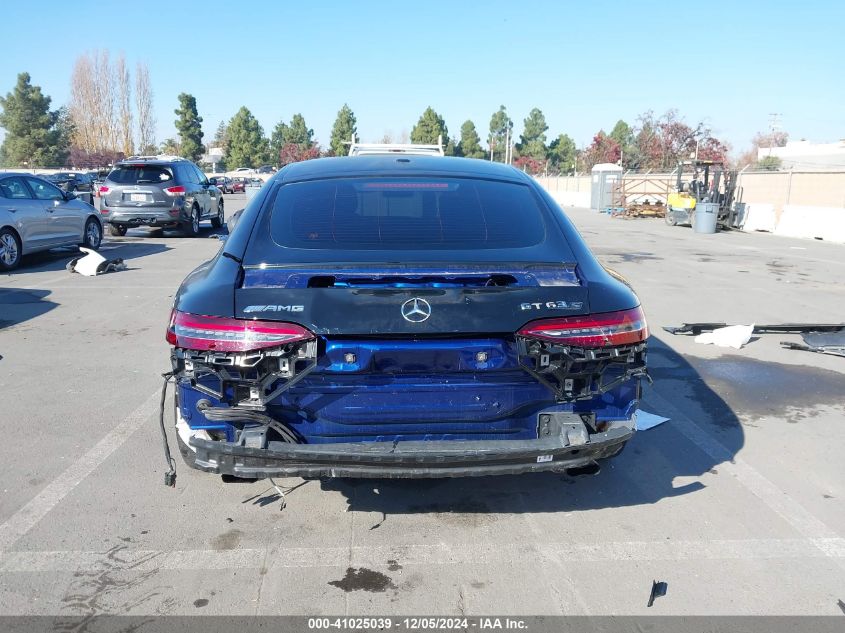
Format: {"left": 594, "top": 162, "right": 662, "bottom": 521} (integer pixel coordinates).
{"left": 662, "top": 323, "right": 845, "bottom": 336}
{"left": 634, "top": 410, "right": 670, "bottom": 431}
{"left": 781, "top": 331, "right": 845, "bottom": 358}
{"left": 663, "top": 322, "right": 845, "bottom": 357}
{"left": 647, "top": 580, "right": 668, "bottom": 607}
{"left": 66, "top": 247, "right": 126, "bottom": 276}
{"left": 694, "top": 324, "right": 754, "bottom": 349}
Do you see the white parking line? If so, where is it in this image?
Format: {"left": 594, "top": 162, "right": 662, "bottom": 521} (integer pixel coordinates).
{"left": 1, "top": 538, "right": 844, "bottom": 573}
{"left": 0, "top": 387, "right": 162, "bottom": 554}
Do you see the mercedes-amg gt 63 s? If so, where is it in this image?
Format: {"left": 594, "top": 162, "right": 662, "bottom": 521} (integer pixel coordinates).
{"left": 164, "top": 155, "right": 648, "bottom": 481}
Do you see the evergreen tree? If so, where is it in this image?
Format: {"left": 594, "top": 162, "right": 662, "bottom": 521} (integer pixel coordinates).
{"left": 226, "top": 106, "right": 269, "bottom": 168}
{"left": 329, "top": 104, "right": 357, "bottom": 156}
{"left": 0, "top": 72, "right": 70, "bottom": 167}
{"left": 458, "top": 120, "right": 485, "bottom": 159}
{"left": 174, "top": 93, "right": 203, "bottom": 162}
{"left": 488, "top": 105, "right": 512, "bottom": 162}
{"left": 548, "top": 133, "right": 577, "bottom": 172}
{"left": 213, "top": 121, "right": 229, "bottom": 148}
{"left": 518, "top": 107, "right": 549, "bottom": 160}
{"left": 271, "top": 113, "right": 314, "bottom": 159}
{"left": 410, "top": 107, "right": 448, "bottom": 146}
{"left": 609, "top": 119, "right": 634, "bottom": 166}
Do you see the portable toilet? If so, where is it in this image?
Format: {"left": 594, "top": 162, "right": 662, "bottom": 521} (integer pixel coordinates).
{"left": 590, "top": 163, "right": 623, "bottom": 211}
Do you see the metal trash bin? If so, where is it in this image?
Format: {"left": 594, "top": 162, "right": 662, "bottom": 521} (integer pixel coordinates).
{"left": 693, "top": 202, "right": 718, "bottom": 234}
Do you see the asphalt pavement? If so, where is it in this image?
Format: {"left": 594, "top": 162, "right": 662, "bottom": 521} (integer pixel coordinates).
{"left": 0, "top": 196, "right": 843, "bottom": 617}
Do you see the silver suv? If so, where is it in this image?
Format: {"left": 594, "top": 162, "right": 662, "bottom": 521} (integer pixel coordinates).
{"left": 99, "top": 156, "right": 224, "bottom": 237}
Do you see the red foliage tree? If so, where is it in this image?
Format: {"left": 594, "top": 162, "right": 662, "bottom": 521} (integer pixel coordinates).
{"left": 278, "top": 143, "right": 320, "bottom": 167}
{"left": 582, "top": 132, "right": 621, "bottom": 171}
{"left": 696, "top": 137, "right": 730, "bottom": 163}
{"left": 67, "top": 147, "right": 125, "bottom": 169}
{"left": 512, "top": 155, "right": 546, "bottom": 175}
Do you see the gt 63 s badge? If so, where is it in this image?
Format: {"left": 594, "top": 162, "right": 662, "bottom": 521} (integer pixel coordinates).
{"left": 520, "top": 301, "right": 584, "bottom": 311}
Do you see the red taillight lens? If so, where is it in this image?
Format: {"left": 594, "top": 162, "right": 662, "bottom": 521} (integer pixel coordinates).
{"left": 98, "top": 186, "right": 109, "bottom": 195}
{"left": 518, "top": 307, "right": 648, "bottom": 348}
{"left": 164, "top": 186, "right": 186, "bottom": 196}
{"left": 166, "top": 310, "right": 314, "bottom": 351}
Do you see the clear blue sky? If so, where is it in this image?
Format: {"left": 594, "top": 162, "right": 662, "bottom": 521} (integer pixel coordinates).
{"left": 1, "top": 0, "right": 842, "bottom": 155}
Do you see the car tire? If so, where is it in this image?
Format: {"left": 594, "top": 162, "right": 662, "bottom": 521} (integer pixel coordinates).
{"left": 82, "top": 218, "right": 102, "bottom": 250}
{"left": 211, "top": 202, "right": 225, "bottom": 229}
{"left": 665, "top": 210, "right": 678, "bottom": 226}
{"left": 0, "top": 227, "right": 22, "bottom": 271}
{"left": 183, "top": 206, "right": 201, "bottom": 237}
{"left": 109, "top": 223, "right": 128, "bottom": 237}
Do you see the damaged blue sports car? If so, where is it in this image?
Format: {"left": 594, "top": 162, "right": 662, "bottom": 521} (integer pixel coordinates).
{"left": 164, "top": 155, "right": 648, "bottom": 481}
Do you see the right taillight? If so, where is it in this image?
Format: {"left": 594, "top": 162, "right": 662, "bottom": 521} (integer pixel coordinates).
{"left": 518, "top": 306, "right": 648, "bottom": 348}
{"left": 166, "top": 309, "right": 314, "bottom": 352}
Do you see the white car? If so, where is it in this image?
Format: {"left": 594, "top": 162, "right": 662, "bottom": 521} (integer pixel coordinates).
{"left": 0, "top": 174, "right": 103, "bottom": 271}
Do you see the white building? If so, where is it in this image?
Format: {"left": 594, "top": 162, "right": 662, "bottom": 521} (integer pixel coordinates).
{"left": 758, "top": 139, "right": 845, "bottom": 170}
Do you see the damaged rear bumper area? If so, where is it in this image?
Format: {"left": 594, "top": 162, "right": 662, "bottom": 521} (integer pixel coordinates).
{"left": 179, "top": 414, "right": 633, "bottom": 479}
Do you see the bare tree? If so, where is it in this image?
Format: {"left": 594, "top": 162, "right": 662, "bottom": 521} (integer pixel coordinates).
{"left": 135, "top": 62, "right": 156, "bottom": 153}
{"left": 70, "top": 50, "right": 119, "bottom": 152}
{"left": 116, "top": 54, "right": 133, "bottom": 156}
{"left": 69, "top": 54, "right": 97, "bottom": 152}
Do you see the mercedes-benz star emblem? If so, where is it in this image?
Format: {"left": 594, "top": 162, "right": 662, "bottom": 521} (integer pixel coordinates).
{"left": 401, "top": 298, "right": 432, "bottom": 323}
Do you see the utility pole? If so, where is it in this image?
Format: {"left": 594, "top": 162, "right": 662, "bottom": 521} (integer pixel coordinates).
{"left": 767, "top": 112, "right": 782, "bottom": 156}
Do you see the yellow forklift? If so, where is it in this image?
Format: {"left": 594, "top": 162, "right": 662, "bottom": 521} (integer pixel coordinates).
{"left": 665, "top": 160, "right": 742, "bottom": 229}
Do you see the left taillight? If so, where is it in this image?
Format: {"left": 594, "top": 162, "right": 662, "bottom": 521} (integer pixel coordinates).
{"left": 166, "top": 309, "right": 314, "bottom": 352}
{"left": 517, "top": 306, "right": 648, "bottom": 348}
{"left": 163, "top": 185, "right": 186, "bottom": 197}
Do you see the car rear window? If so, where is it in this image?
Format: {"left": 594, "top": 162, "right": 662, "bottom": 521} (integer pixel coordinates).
{"left": 268, "top": 177, "right": 547, "bottom": 250}
{"left": 108, "top": 165, "right": 173, "bottom": 184}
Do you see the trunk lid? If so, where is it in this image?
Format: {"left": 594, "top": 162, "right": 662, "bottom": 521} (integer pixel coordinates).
{"left": 234, "top": 263, "right": 589, "bottom": 335}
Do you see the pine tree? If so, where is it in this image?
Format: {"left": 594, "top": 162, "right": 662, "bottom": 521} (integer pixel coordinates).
{"left": 488, "top": 106, "right": 512, "bottom": 162}
{"left": 226, "top": 107, "right": 269, "bottom": 168}
{"left": 271, "top": 113, "right": 314, "bottom": 159}
{"left": 519, "top": 108, "right": 549, "bottom": 160}
{"left": 174, "top": 93, "right": 204, "bottom": 162}
{"left": 329, "top": 104, "right": 356, "bottom": 156}
{"left": 458, "top": 120, "right": 485, "bottom": 159}
{"left": 0, "top": 72, "right": 69, "bottom": 167}
{"left": 410, "top": 107, "right": 448, "bottom": 146}
{"left": 548, "top": 134, "right": 576, "bottom": 172}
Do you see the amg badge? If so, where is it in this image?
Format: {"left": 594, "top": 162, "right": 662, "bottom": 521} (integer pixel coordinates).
{"left": 243, "top": 305, "right": 305, "bottom": 313}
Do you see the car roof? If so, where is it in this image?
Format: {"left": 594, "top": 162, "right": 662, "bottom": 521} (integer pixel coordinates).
{"left": 115, "top": 160, "right": 176, "bottom": 167}
{"left": 273, "top": 156, "right": 532, "bottom": 185}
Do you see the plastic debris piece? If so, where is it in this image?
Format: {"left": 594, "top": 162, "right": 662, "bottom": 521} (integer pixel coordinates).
{"left": 71, "top": 247, "right": 107, "bottom": 276}
{"left": 647, "top": 580, "right": 668, "bottom": 607}
{"left": 66, "top": 247, "right": 127, "bottom": 276}
{"left": 782, "top": 331, "right": 845, "bottom": 358}
{"left": 694, "top": 324, "right": 754, "bottom": 349}
{"left": 635, "top": 410, "right": 669, "bottom": 431}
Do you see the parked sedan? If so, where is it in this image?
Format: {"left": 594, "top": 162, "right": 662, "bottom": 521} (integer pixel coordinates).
{"left": 46, "top": 171, "right": 94, "bottom": 194}
{"left": 0, "top": 174, "right": 103, "bottom": 271}
{"left": 209, "top": 176, "right": 233, "bottom": 194}
{"left": 230, "top": 177, "right": 247, "bottom": 193}
{"left": 165, "top": 155, "right": 648, "bottom": 481}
